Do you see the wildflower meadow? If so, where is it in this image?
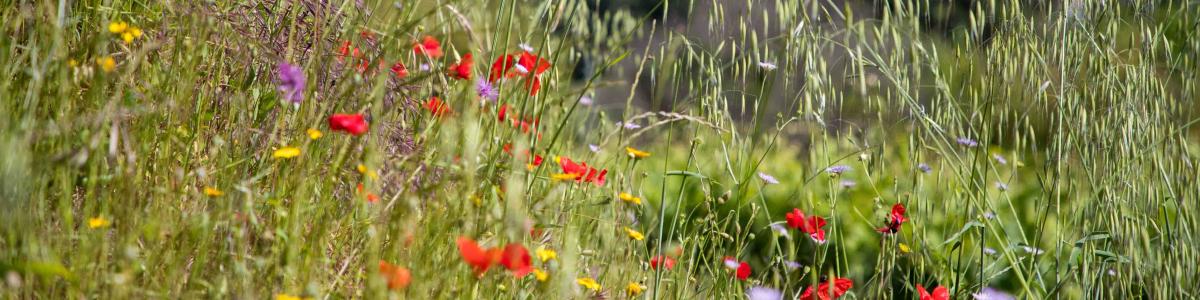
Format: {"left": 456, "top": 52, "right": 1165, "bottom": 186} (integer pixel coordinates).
{"left": 1, "top": 0, "right": 1198, "bottom": 299}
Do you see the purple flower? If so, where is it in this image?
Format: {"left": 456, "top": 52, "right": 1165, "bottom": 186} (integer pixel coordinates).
{"left": 746, "top": 286, "right": 783, "bottom": 300}
{"left": 579, "top": 95, "right": 594, "bottom": 106}
{"left": 475, "top": 79, "right": 498, "bottom": 101}
{"left": 917, "top": 163, "right": 932, "bottom": 173}
{"left": 757, "top": 172, "right": 779, "bottom": 184}
{"left": 957, "top": 137, "right": 979, "bottom": 147}
{"left": 983, "top": 247, "right": 997, "bottom": 255}
{"left": 840, "top": 180, "right": 856, "bottom": 188}
{"left": 769, "top": 223, "right": 789, "bottom": 237}
{"left": 619, "top": 122, "right": 641, "bottom": 130}
{"left": 783, "top": 260, "right": 802, "bottom": 270}
{"left": 588, "top": 144, "right": 600, "bottom": 153}
{"left": 973, "top": 287, "right": 1016, "bottom": 300}
{"left": 276, "top": 62, "right": 305, "bottom": 105}
{"left": 825, "top": 165, "right": 850, "bottom": 176}
{"left": 993, "top": 154, "right": 1008, "bottom": 165}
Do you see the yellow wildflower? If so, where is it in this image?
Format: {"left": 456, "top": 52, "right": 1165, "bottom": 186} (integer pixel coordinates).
{"left": 88, "top": 217, "right": 111, "bottom": 229}
{"left": 576, "top": 277, "right": 601, "bottom": 291}
{"left": 107, "top": 21, "right": 143, "bottom": 44}
{"left": 536, "top": 246, "right": 557, "bottom": 262}
{"left": 532, "top": 268, "right": 549, "bottom": 282}
{"left": 898, "top": 243, "right": 912, "bottom": 253}
{"left": 550, "top": 173, "right": 578, "bottom": 181}
{"left": 107, "top": 21, "right": 128, "bottom": 34}
{"left": 618, "top": 192, "right": 642, "bottom": 205}
{"left": 96, "top": 56, "right": 116, "bottom": 72}
{"left": 626, "top": 282, "right": 646, "bottom": 296}
{"left": 306, "top": 128, "right": 322, "bottom": 140}
{"left": 274, "top": 294, "right": 308, "bottom": 300}
{"left": 203, "top": 186, "right": 224, "bottom": 197}
{"left": 273, "top": 146, "right": 300, "bottom": 159}
{"left": 624, "top": 227, "right": 645, "bottom": 241}
{"left": 356, "top": 164, "right": 378, "bottom": 180}
{"left": 625, "top": 146, "right": 651, "bottom": 159}
{"left": 68, "top": 59, "right": 78, "bottom": 67}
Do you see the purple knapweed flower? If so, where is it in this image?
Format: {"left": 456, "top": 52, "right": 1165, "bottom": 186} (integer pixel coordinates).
{"left": 825, "top": 165, "right": 851, "bottom": 176}
{"left": 476, "top": 79, "right": 498, "bottom": 101}
{"left": 783, "top": 260, "right": 802, "bottom": 270}
{"left": 840, "top": 180, "right": 857, "bottom": 188}
{"left": 973, "top": 287, "right": 1016, "bottom": 300}
{"left": 277, "top": 62, "right": 305, "bottom": 105}
{"left": 579, "top": 95, "right": 594, "bottom": 106}
{"left": 588, "top": 144, "right": 600, "bottom": 153}
{"left": 619, "top": 122, "right": 641, "bottom": 130}
{"left": 957, "top": 137, "right": 979, "bottom": 147}
{"left": 769, "top": 223, "right": 789, "bottom": 237}
{"left": 993, "top": 154, "right": 1008, "bottom": 165}
{"left": 746, "top": 286, "right": 783, "bottom": 300}
{"left": 917, "top": 163, "right": 932, "bottom": 173}
{"left": 757, "top": 172, "right": 780, "bottom": 184}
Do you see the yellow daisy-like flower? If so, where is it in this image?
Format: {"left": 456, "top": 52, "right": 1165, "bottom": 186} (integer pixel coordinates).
{"left": 356, "top": 164, "right": 379, "bottom": 180}
{"left": 532, "top": 268, "right": 549, "bottom": 282}
{"left": 625, "top": 146, "right": 650, "bottom": 159}
{"left": 626, "top": 282, "right": 646, "bottom": 296}
{"left": 87, "top": 217, "right": 111, "bottom": 229}
{"left": 274, "top": 294, "right": 309, "bottom": 300}
{"left": 550, "top": 173, "right": 579, "bottom": 181}
{"left": 203, "top": 186, "right": 224, "bottom": 197}
{"left": 273, "top": 146, "right": 301, "bottom": 159}
{"left": 536, "top": 246, "right": 558, "bottom": 262}
{"left": 624, "top": 227, "right": 645, "bottom": 241}
{"left": 618, "top": 192, "right": 642, "bottom": 205}
{"left": 306, "top": 128, "right": 322, "bottom": 140}
{"left": 107, "top": 21, "right": 128, "bottom": 34}
{"left": 68, "top": 59, "right": 78, "bottom": 67}
{"left": 576, "top": 277, "right": 601, "bottom": 291}
{"left": 898, "top": 243, "right": 912, "bottom": 253}
{"left": 96, "top": 56, "right": 116, "bottom": 72}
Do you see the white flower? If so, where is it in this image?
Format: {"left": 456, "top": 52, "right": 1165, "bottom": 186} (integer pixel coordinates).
{"left": 757, "top": 61, "right": 777, "bottom": 71}
{"left": 519, "top": 43, "right": 534, "bottom": 52}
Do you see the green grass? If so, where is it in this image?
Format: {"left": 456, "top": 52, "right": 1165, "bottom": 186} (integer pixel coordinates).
{"left": 1, "top": 0, "right": 1198, "bottom": 298}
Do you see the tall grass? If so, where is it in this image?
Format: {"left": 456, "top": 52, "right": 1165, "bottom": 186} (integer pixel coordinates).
{"left": 1, "top": 0, "right": 1197, "bottom": 298}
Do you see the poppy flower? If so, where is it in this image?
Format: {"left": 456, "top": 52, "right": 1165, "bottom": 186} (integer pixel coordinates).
{"left": 650, "top": 255, "right": 675, "bottom": 270}
{"left": 413, "top": 36, "right": 442, "bottom": 58}
{"left": 456, "top": 237, "right": 501, "bottom": 275}
{"left": 328, "top": 114, "right": 368, "bottom": 135}
{"left": 917, "top": 284, "right": 949, "bottom": 300}
{"left": 785, "top": 208, "right": 828, "bottom": 244}
{"left": 558, "top": 157, "right": 607, "bottom": 186}
{"left": 877, "top": 203, "right": 907, "bottom": 234}
{"left": 378, "top": 260, "right": 412, "bottom": 290}
{"left": 425, "top": 97, "right": 452, "bottom": 117}
{"left": 799, "top": 277, "right": 853, "bottom": 300}
{"left": 489, "top": 51, "right": 552, "bottom": 95}
{"left": 497, "top": 243, "right": 533, "bottom": 277}
{"left": 391, "top": 61, "right": 409, "bottom": 78}
{"left": 722, "top": 257, "right": 751, "bottom": 280}
{"left": 447, "top": 53, "right": 473, "bottom": 80}
{"left": 502, "top": 143, "right": 543, "bottom": 169}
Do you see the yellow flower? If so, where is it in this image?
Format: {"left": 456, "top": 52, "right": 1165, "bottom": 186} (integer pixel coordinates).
{"left": 68, "top": 59, "right": 78, "bottom": 67}
{"left": 273, "top": 146, "right": 301, "bottom": 159}
{"left": 274, "top": 294, "right": 308, "bottom": 300}
{"left": 96, "top": 56, "right": 116, "bottom": 72}
{"left": 553, "top": 156, "right": 561, "bottom": 164}
{"left": 306, "top": 128, "right": 322, "bottom": 140}
{"left": 532, "top": 268, "right": 549, "bottom": 282}
{"left": 898, "top": 243, "right": 912, "bottom": 253}
{"left": 618, "top": 192, "right": 642, "bottom": 205}
{"left": 87, "top": 217, "right": 111, "bottom": 229}
{"left": 550, "top": 173, "right": 578, "bottom": 181}
{"left": 356, "top": 164, "right": 378, "bottom": 180}
{"left": 626, "top": 282, "right": 646, "bottom": 296}
{"left": 107, "top": 21, "right": 127, "bottom": 34}
{"left": 624, "top": 227, "right": 645, "bottom": 241}
{"left": 576, "top": 277, "right": 601, "bottom": 291}
{"left": 203, "top": 186, "right": 224, "bottom": 197}
{"left": 536, "top": 246, "right": 557, "bottom": 262}
{"left": 625, "top": 146, "right": 650, "bottom": 159}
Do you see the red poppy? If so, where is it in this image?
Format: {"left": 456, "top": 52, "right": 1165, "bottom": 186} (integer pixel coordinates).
{"left": 366, "top": 193, "right": 380, "bottom": 203}
{"left": 391, "top": 61, "right": 409, "bottom": 78}
{"left": 785, "top": 208, "right": 828, "bottom": 244}
{"left": 799, "top": 277, "right": 853, "bottom": 300}
{"left": 338, "top": 40, "right": 358, "bottom": 61}
{"left": 448, "top": 53, "right": 473, "bottom": 80}
{"left": 413, "top": 36, "right": 442, "bottom": 58}
{"left": 650, "top": 255, "right": 676, "bottom": 270}
{"left": 735, "top": 261, "right": 752, "bottom": 280}
{"left": 558, "top": 157, "right": 607, "bottom": 186}
{"left": 497, "top": 244, "right": 533, "bottom": 277}
{"left": 328, "top": 113, "right": 368, "bottom": 136}
{"left": 877, "top": 203, "right": 907, "bottom": 234}
{"left": 917, "top": 284, "right": 949, "bottom": 300}
{"left": 425, "top": 96, "right": 452, "bottom": 117}
{"left": 456, "top": 237, "right": 501, "bottom": 275}
{"left": 502, "top": 143, "right": 543, "bottom": 168}
{"left": 378, "top": 260, "right": 412, "bottom": 290}
{"left": 489, "top": 51, "right": 552, "bottom": 95}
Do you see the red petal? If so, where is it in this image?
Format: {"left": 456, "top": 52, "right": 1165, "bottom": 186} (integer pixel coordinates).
{"left": 735, "top": 262, "right": 751, "bottom": 280}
